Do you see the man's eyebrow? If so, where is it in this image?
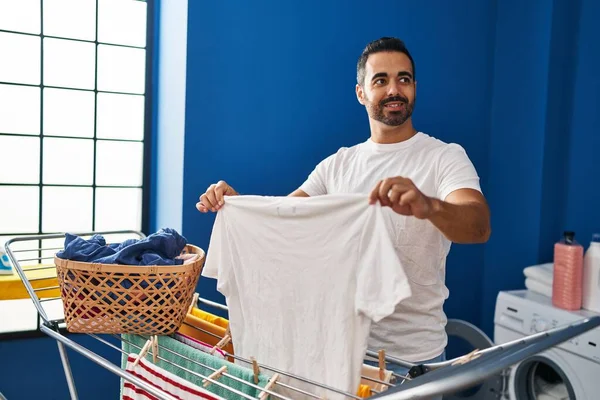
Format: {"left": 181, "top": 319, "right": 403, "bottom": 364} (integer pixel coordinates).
{"left": 398, "top": 71, "right": 413, "bottom": 79}
{"left": 371, "top": 71, "right": 413, "bottom": 81}
{"left": 371, "top": 72, "right": 388, "bottom": 81}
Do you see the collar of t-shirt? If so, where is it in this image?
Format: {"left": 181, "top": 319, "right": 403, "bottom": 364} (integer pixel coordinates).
{"left": 362, "top": 132, "right": 425, "bottom": 153}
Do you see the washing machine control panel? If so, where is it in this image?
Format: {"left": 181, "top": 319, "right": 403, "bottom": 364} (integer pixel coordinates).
{"left": 495, "top": 291, "right": 600, "bottom": 363}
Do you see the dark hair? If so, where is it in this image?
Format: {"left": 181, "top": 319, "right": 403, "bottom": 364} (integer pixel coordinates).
{"left": 356, "top": 37, "right": 415, "bottom": 85}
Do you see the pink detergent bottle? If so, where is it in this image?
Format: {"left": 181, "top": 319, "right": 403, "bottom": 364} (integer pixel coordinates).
{"left": 552, "top": 231, "right": 584, "bottom": 310}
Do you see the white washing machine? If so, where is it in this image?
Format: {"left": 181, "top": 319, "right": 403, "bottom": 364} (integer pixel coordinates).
{"left": 494, "top": 290, "right": 600, "bottom": 399}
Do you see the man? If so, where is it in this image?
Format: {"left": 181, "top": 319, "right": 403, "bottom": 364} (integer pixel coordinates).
{"left": 197, "top": 37, "right": 490, "bottom": 387}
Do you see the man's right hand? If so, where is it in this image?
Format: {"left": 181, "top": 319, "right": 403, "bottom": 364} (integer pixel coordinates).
{"left": 196, "top": 180, "right": 238, "bottom": 213}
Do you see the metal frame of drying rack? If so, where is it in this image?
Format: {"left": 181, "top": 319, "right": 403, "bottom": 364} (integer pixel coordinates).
{"left": 5, "top": 230, "right": 600, "bottom": 400}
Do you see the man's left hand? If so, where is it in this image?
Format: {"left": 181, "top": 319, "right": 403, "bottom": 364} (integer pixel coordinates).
{"left": 368, "top": 177, "right": 435, "bottom": 219}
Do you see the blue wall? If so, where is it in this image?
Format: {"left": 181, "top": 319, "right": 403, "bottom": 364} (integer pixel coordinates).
{"left": 0, "top": 335, "right": 121, "bottom": 399}
{"left": 481, "top": 0, "right": 583, "bottom": 333}
{"left": 565, "top": 0, "right": 600, "bottom": 243}
{"left": 3, "top": 1, "right": 600, "bottom": 399}
{"left": 183, "top": 0, "right": 496, "bottom": 329}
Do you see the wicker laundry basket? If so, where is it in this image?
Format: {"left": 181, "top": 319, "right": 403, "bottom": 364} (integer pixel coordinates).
{"left": 54, "top": 244, "right": 205, "bottom": 335}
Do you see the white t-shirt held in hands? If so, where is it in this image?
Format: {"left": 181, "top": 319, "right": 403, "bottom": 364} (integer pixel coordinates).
{"left": 300, "top": 132, "right": 482, "bottom": 362}
{"left": 202, "top": 194, "right": 411, "bottom": 399}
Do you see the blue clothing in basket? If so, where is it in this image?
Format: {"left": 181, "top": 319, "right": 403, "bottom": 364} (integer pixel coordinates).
{"left": 56, "top": 228, "right": 187, "bottom": 266}
{"left": 56, "top": 228, "right": 190, "bottom": 304}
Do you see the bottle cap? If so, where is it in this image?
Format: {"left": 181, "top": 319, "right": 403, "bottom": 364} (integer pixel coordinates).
{"left": 563, "top": 231, "right": 575, "bottom": 244}
{"left": 592, "top": 233, "right": 600, "bottom": 243}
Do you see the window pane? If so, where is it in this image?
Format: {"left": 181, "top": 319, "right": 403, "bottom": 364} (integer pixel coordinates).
{"left": 0, "top": 84, "right": 40, "bottom": 134}
{"left": 42, "top": 186, "right": 92, "bottom": 233}
{"left": 97, "top": 93, "right": 145, "bottom": 140}
{"left": 95, "top": 188, "right": 142, "bottom": 231}
{"left": 0, "top": 136, "right": 40, "bottom": 184}
{"left": 0, "top": 0, "right": 41, "bottom": 34}
{"left": 97, "top": 44, "right": 145, "bottom": 94}
{"left": 98, "top": 0, "right": 146, "bottom": 47}
{"left": 0, "top": 186, "right": 40, "bottom": 234}
{"left": 44, "top": 38, "right": 95, "bottom": 90}
{"left": 0, "top": 236, "right": 41, "bottom": 267}
{"left": 43, "top": 0, "right": 96, "bottom": 41}
{"left": 0, "top": 32, "right": 40, "bottom": 85}
{"left": 0, "top": 300, "right": 38, "bottom": 333}
{"left": 96, "top": 140, "right": 143, "bottom": 186}
{"left": 41, "top": 237, "right": 65, "bottom": 261}
{"left": 43, "top": 138, "right": 94, "bottom": 185}
{"left": 44, "top": 88, "right": 95, "bottom": 138}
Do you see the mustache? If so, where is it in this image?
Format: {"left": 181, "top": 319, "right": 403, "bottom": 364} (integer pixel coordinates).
{"left": 380, "top": 96, "right": 409, "bottom": 106}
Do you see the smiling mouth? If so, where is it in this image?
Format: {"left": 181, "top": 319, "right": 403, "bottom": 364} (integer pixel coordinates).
{"left": 384, "top": 102, "right": 405, "bottom": 109}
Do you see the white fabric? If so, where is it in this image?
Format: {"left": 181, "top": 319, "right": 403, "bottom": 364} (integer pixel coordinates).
{"left": 202, "top": 194, "right": 411, "bottom": 399}
{"left": 360, "top": 364, "right": 393, "bottom": 392}
{"left": 525, "top": 278, "right": 553, "bottom": 298}
{"left": 299, "top": 132, "right": 482, "bottom": 361}
{"left": 523, "top": 263, "right": 554, "bottom": 286}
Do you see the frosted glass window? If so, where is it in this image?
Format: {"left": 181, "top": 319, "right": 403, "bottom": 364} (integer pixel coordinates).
{"left": 0, "top": 300, "right": 38, "bottom": 333}
{"left": 0, "top": 186, "right": 40, "bottom": 233}
{"left": 0, "top": 236, "right": 41, "bottom": 266}
{"left": 97, "top": 93, "right": 145, "bottom": 140}
{"left": 44, "top": 88, "right": 95, "bottom": 138}
{"left": 43, "top": 138, "right": 94, "bottom": 185}
{"left": 102, "top": 232, "right": 144, "bottom": 244}
{"left": 0, "top": 85, "right": 40, "bottom": 134}
{"left": 41, "top": 237, "right": 67, "bottom": 260}
{"left": 0, "top": 32, "right": 41, "bottom": 85}
{"left": 43, "top": 0, "right": 96, "bottom": 41}
{"left": 95, "top": 188, "right": 142, "bottom": 231}
{"left": 0, "top": 0, "right": 41, "bottom": 34}
{"left": 97, "top": 45, "right": 146, "bottom": 94}
{"left": 0, "top": 136, "right": 40, "bottom": 184}
{"left": 44, "top": 38, "right": 95, "bottom": 90}
{"left": 96, "top": 140, "right": 143, "bottom": 186}
{"left": 42, "top": 186, "right": 92, "bottom": 233}
{"left": 98, "top": 0, "right": 147, "bottom": 47}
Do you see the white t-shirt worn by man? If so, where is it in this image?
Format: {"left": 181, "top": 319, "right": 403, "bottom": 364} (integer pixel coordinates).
{"left": 202, "top": 194, "right": 412, "bottom": 399}
{"left": 299, "top": 132, "right": 482, "bottom": 362}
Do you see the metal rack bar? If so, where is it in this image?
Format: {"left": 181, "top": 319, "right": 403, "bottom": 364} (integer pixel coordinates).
{"left": 41, "top": 325, "right": 178, "bottom": 400}
{"left": 370, "top": 315, "right": 600, "bottom": 399}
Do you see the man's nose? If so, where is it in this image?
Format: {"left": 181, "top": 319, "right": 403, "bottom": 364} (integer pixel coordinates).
{"left": 386, "top": 81, "right": 401, "bottom": 96}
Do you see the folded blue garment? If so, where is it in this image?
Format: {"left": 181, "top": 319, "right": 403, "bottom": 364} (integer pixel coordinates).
{"left": 56, "top": 228, "right": 187, "bottom": 266}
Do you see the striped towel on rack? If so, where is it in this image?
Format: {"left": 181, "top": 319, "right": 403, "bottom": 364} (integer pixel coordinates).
{"left": 121, "top": 334, "right": 271, "bottom": 400}
{"left": 123, "top": 353, "right": 226, "bottom": 400}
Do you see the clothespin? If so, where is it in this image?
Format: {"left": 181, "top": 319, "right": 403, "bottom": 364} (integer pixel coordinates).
{"left": 151, "top": 335, "right": 159, "bottom": 363}
{"left": 258, "top": 373, "right": 279, "bottom": 400}
{"left": 251, "top": 357, "right": 260, "bottom": 384}
{"left": 378, "top": 349, "right": 386, "bottom": 380}
{"left": 188, "top": 292, "right": 199, "bottom": 314}
{"left": 202, "top": 366, "right": 227, "bottom": 388}
{"left": 132, "top": 338, "right": 153, "bottom": 368}
{"left": 209, "top": 334, "right": 231, "bottom": 355}
{"left": 451, "top": 348, "right": 481, "bottom": 366}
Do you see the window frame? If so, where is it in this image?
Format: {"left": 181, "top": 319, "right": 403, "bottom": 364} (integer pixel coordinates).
{"left": 0, "top": 0, "right": 155, "bottom": 339}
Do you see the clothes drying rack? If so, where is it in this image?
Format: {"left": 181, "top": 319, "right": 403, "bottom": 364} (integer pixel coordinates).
{"left": 5, "top": 230, "right": 600, "bottom": 400}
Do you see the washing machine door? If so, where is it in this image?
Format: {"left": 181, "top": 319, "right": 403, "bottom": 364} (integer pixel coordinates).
{"left": 442, "top": 319, "right": 505, "bottom": 400}
{"left": 510, "top": 350, "right": 579, "bottom": 400}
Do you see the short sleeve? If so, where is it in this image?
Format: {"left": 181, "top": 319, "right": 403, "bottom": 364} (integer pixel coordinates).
{"left": 355, "top": 205, "right": 412, "bottom": 322}
{"left": 298, "top": 155, "right": 334, "bottom": 196}
{"left": 436, "top": 144, "right": 482, "bottom": 201}
{"left": 201, "top": 211, "right": 233, "bottom": 296}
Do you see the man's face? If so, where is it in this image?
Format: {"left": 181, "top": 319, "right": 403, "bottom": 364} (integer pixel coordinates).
{"left": 356, "top": 51, "right": 416, "bottom": 127}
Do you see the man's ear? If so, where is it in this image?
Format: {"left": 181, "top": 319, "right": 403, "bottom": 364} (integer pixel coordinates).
{"left": 356, "top": 84, "right": 365, "bottom": 105}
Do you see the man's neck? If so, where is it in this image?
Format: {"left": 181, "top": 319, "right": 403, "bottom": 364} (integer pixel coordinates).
{"left": 369, "top": 119, "right": 417, "bottom": 144}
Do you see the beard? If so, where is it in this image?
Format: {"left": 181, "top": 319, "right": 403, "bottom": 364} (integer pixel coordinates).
{"left": 366, "top": 94, "right": 414, "bottom": 126}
